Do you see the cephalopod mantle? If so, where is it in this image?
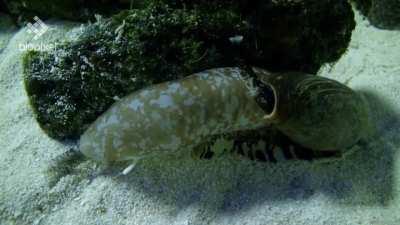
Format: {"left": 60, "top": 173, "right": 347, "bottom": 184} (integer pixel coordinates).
{"left": 79, "top": 68, "right": 269, "bottom": 163}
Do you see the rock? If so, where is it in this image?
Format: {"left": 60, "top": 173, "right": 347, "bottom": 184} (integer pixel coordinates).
{"left": 0, "top": 13, "right": 16, "bottom": 53}
{"left": 2, "top": 0, "right": 135, "bottom": 24}
{"left": 353, "top": 0, "right": 400, "bottom": 29}
{"left": 23, "top": 0, "right": 355, "bottom": 140}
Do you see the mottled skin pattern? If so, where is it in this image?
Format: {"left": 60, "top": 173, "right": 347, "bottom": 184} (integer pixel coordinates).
{"left": 80, "top": 68, "right": 269, "bottom": 163}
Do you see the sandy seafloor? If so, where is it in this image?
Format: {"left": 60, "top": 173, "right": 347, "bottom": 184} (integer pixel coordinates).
{"left": 1, "top": 9, "right": 400, "bottom": 225}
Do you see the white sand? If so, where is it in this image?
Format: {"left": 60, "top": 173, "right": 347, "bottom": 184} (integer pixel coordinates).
{"left": 1, "top": 10, "right": 400, "bottom": 225}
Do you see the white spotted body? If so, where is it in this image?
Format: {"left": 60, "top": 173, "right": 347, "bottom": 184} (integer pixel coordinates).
{"left": 79, "top": 67, "right": 269, "bottom": 163}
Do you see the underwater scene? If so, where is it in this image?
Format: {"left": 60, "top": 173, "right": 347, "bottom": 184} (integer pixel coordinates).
{"left": 1, "top": 0, "right": 400, "bottom": 224}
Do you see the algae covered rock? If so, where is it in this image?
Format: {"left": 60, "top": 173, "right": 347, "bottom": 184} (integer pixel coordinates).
{"left": 2, "top": 0, "right": 135, "bottom": 24}
{"left": 23, "top": 0, "right": 355, "bottom": 140}
{"left": 0, "top": 13, "right": 16, "bottom": 53}
{"left": 353, "top": 0, "right": 400, "bottom": 29}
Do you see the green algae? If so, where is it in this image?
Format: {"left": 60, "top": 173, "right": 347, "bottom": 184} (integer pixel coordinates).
{"left": 23, "top": 0, "right": 355, "bottom": 140}
{"left": 2, "top": 0, "right": 135, "bottom": 24}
